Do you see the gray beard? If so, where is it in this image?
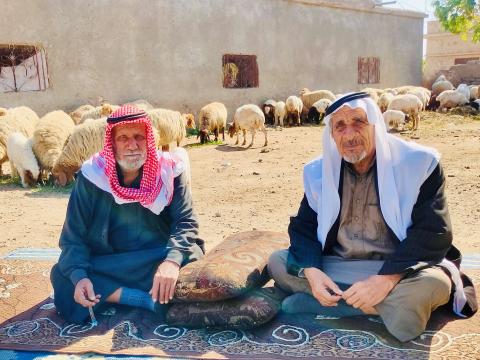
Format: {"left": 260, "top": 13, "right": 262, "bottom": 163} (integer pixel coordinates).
{"left": 116, "top": 153, "right": 146, "bottom": 172}
{"left": 343, "top": 150, "right": 367, "bottom": 164}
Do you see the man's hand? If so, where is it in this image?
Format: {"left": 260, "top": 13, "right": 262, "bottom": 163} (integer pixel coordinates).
{"left": 149, "top": 260, "right": 180, "bottom": 304}
{"left": 304, "top": 267, "right": 343, "bottom": 307}
{"left": 343, "top": 274, "right": 403, "bottom": 310}
{"left": 74, "top": 278, "right": 101, "bottom": 307}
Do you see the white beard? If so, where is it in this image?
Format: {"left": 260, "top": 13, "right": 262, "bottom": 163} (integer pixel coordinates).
{"left": 343, "top": 150, "right": 367, "bottom": 164}
{"left": 116, "top": 152, "right": 146, "bottom": 171}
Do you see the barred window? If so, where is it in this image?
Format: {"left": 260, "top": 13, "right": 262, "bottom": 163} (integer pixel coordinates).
{"left": 0, "top": 44, "right": 50, "bottom": 93}
{"left": 358, "top": 57, "right": 380, "bottom": 84}
{"left": 222, "top": 54, "right": 259, "bottom": 88}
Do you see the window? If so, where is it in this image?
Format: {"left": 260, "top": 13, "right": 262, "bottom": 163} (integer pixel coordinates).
{"left": 454, "top": 57, "right": 479, "bottom": 65}
{"left": 222, "top": 54, "right": 259, "bottom": 88}
{"left": 0, "top": 44, "right": 50, "bottom": 93}
{"left": 358, "top": 57, "right": 380, "bottom": 84}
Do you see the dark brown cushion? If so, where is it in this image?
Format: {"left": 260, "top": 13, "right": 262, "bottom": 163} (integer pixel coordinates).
{"left": 166, "top": 286, "right": 287, "bottom": 329}
{"left": 174, "top": 231, "right": 289, "bottom": 301}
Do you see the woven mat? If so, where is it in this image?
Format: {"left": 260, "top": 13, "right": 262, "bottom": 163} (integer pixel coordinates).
{"left": 0, "top": 260, "right": 479, "bottom": 359}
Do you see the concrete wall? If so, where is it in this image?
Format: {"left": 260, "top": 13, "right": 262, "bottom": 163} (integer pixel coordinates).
{"left": 424, "top": 20, "right": 480, "bottom": 86}
{"left": 1, "top": 0, "right": 424, "bottom": 118}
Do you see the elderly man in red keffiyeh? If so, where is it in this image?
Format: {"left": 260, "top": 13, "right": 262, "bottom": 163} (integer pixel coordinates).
{"left": 50, "top": 105, "right": 205, "bottom": 324}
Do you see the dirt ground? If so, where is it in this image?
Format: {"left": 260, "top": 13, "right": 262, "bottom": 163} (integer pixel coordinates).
{"left": 0, "top": 111, "right": 479, "bottom": 258}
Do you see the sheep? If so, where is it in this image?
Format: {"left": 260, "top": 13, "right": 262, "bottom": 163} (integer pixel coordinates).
{"left": 228, "top": 104, "right": 267, "bottom": 148}
{"left": 6, "top": 132, "right": 40, "bottom": 187}
{"left": 147, "top": 108, "right": 186, "bottom": 149}
{"left": 436, "top": 90, "right": 469, "bottom": 112}
{"left": 383, "top": 88, "right": 398, "bottom": 96}
{"left": 196, "top": 102, "right": 227, "bottom": 144}
{"left": 387, "top": 94, "right": 423, "bottom": 130}
{"left": 52, "top": 118, "right": 107, "bottom": 186}
{"left": 79, "top": 103, "right": 117, "bottom": 124}
{"left": 378, "top": 92, "right": 395, "bottom": 113}
{"left": 274, "top": 101, "right": 286, "bottom": 127}
{"left": 394, "top": 86, "right": 417, "bottom": 95}
{"left": 69, "top": 104, "right": 95, "bottom": 125}
{"left": 124, "top": 99, "right": 154, "bottom": 111}
{"left": 432, "top": 79, "right": 454, "bottom": 96}
{"left": 470, "top": 99, "right": 480, "bottom": 111}
{"left": 182, "top": 113, "right": 195, "bottom": 129}
{"left": 406, "top": 88, "right": 429, "bottom": 111}
{"left": 307, "top": 98, "right": 332, "bottom": 124}
{"left": 262, "top": 99, "right": 276, "bottom": 126}
{"left": 299, "top": 88, "right": 335, "bottom": 120}
{"left": 456, "top": 84, "right": 471, "bottom": 102}
{"left": 32, "top": 110, "right": 75, "bottom": 174}
{"left": 469, "top": 85, "right": 479, "bottom": 100}
{"left": 382, "top": 110, "right": 406, "bottom": 132}
{"left": 0, "top": 106, "right": 39, "bottom": 175}
{"left": 285, "top": 95, "right": 303, "bottom": 126}
{"left": 361, "top": 88, "right": 379, "bottom": 104}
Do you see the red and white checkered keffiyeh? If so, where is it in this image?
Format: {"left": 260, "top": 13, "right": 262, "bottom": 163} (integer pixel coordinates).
{"left": 100, "top": 104, "right": 174, "bottom": 206}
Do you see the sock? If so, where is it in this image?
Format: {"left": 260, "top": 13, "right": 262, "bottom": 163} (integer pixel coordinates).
{"left": 118, "top": 287, "right": 156, "bottom": 312}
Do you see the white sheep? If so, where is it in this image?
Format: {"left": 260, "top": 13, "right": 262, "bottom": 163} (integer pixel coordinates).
{"left": 196, "top": 102, "right": 227, "bottom": 144}
{"left": 382, "top": 110, "right": 406, "bottom": 132}
{"left": 378, "top": 92, "right": 394, "bottom": 113}
{"left": 406, "top": 88, "right": 430, "bottom": 111}
{"left": 0, "top": 106, "right": 39, "bottom": 175}
{"left": 228, "top": 104, "right": 267, "bottom": 148}
{"left": 469, "top": 85, "right": 479, "bottom": 100}
{"left": 52, "top": 118, "right": 107, "bottom": 186}
{"left": 308, "top": 98, "right": 332, "bottom": 124}
{"left": 79, "top": 103, "right": 117, "bottom": 124}
{"left": 285, "top": 95, "right": 303, "bottom": 126}
{"left": 6, "top": 132, "right": 40, "bottom": 187}
{"left": 69, "top": 104, "right": 95, "bottom": 125}
{"left": 387, "top": 94, "right": 423, "bottom": 130}
{"left": 432, "top": 79, "right": 454, "bottom": 96}
{"left": 147, "top": 108, "right": 186, "bottom": 150}
{"left": 436, "top": 90, "right": 469, "bottom": 112}
{"left": 32, "top": 110, "right": 75, "bottom": 174}
{"left": 124, "top": 99, "right": 154, "bottom": 111}
{"left": 456, "top": 84, "right": 471, "bottom": 102}
{"left": 299, "top": 88, "right": 335, "bottom": 120}
{"left": 361, "top": 88, "right": 380, "bottom": 104}
{"left": 274, "top": 101, "right": 286, "bottom": 127}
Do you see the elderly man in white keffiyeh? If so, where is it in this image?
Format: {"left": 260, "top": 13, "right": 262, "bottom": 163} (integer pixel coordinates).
{"left": 268, "top": 92, "right": 477, "bottom": 342}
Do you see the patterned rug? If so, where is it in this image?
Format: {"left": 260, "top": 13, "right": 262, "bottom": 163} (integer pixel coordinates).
{"left": 0, "top": 260, "right": 479, "bottom": 360}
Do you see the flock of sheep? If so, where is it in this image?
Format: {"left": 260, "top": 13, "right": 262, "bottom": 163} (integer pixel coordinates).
{"left": 1, "top": 76, "right": 479, "bottom": 189}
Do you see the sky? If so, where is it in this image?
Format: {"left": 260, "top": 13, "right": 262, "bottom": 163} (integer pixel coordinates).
{"left": 381, "top": 0, "right": 435, "bottom": 19}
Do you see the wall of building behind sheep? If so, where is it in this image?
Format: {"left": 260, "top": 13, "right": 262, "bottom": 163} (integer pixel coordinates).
{"left": 0, "top": 0, "right": 424, "bottom": 119}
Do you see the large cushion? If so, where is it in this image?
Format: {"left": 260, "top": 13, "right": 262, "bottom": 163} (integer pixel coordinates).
{"left": 167, "top": 286, "right": 287, "bottom": 329}
{"left": 174, "top": 230, "right": 289, "bottom": 301}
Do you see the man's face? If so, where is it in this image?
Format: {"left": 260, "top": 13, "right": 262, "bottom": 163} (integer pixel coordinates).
{"left": 112, "top": 123, "right": 147, "bottom": 172}
{"left": 330, "top": 106, "right": 375, "bottom": 164}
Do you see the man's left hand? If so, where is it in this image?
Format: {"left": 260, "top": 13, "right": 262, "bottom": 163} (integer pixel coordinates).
{"left": 149, "top": 260, "right": 180, "bottom": 305}
{"left": 342, "top": 274, "right": 403, "bottom": 309}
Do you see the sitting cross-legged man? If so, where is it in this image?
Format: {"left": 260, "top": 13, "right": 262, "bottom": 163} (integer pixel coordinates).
{"left": 268, "top": 92, "right": 477, "bottom": 342}
{"left": 51, "top": 105, "right": 204, "bottom": 324}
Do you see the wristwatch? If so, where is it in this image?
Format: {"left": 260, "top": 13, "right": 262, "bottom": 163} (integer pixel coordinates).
{"left": 298, "top": 268, "right": 306, "bottom": 278}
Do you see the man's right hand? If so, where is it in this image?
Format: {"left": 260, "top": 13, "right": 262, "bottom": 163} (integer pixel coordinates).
{"left": 74, "top": 278, "right": 101, "bottom": 307}
{"left": 304, "top": 267, "right": 343, "bottom": 307}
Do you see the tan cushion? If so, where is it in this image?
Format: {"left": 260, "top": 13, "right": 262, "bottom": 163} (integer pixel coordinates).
{"left": 174, "top": 231, "right": 289, "bottom": 301}
{"left": 167, "top": 287, "right": 287, "bottom": 329}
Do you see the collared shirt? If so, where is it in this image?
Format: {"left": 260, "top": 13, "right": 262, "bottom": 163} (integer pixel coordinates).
{"left": 333, "top": 160, "right": 398, "bottom": 259}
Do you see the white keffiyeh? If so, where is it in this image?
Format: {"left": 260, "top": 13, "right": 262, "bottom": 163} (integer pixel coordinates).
{"left": 303, "top": 94, "right": 466, "bottom": 316}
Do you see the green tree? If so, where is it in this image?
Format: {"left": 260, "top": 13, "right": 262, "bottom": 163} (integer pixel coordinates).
{"left": 433, "top": 0, "right": 480, "bottom": 42}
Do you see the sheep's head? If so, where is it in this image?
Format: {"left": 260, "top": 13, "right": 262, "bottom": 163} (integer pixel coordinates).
{"left": 228, "top": 123, "right": 236, "bottom": 138}
{"left": 182, "top": 113, "right": 195, "bottom": 129}
{"left": 23, "top": 169, "right": 39, "bottom": 188}
{"left": 299, "top": 88, "right": 309, "bottom": 96}
{"left": 198, "top": 129, "right": 210, "bottom": 144}
{"left": 52, "top": 164, "right": 76, "bottom": 187}
{"left": 101, "top": 103, "right": 114, "bottom": 117}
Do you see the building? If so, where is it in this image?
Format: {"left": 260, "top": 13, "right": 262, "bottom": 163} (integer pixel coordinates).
{"left": 1, "top": 0, "right": 425, "bottom": 116}
{"left": 424, "top": 20, "right": 480, "bottom": 86}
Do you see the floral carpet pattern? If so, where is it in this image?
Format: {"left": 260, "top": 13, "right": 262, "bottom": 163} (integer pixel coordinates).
{"left": 0, "top": 260, "right": 479, "bottom": 359}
